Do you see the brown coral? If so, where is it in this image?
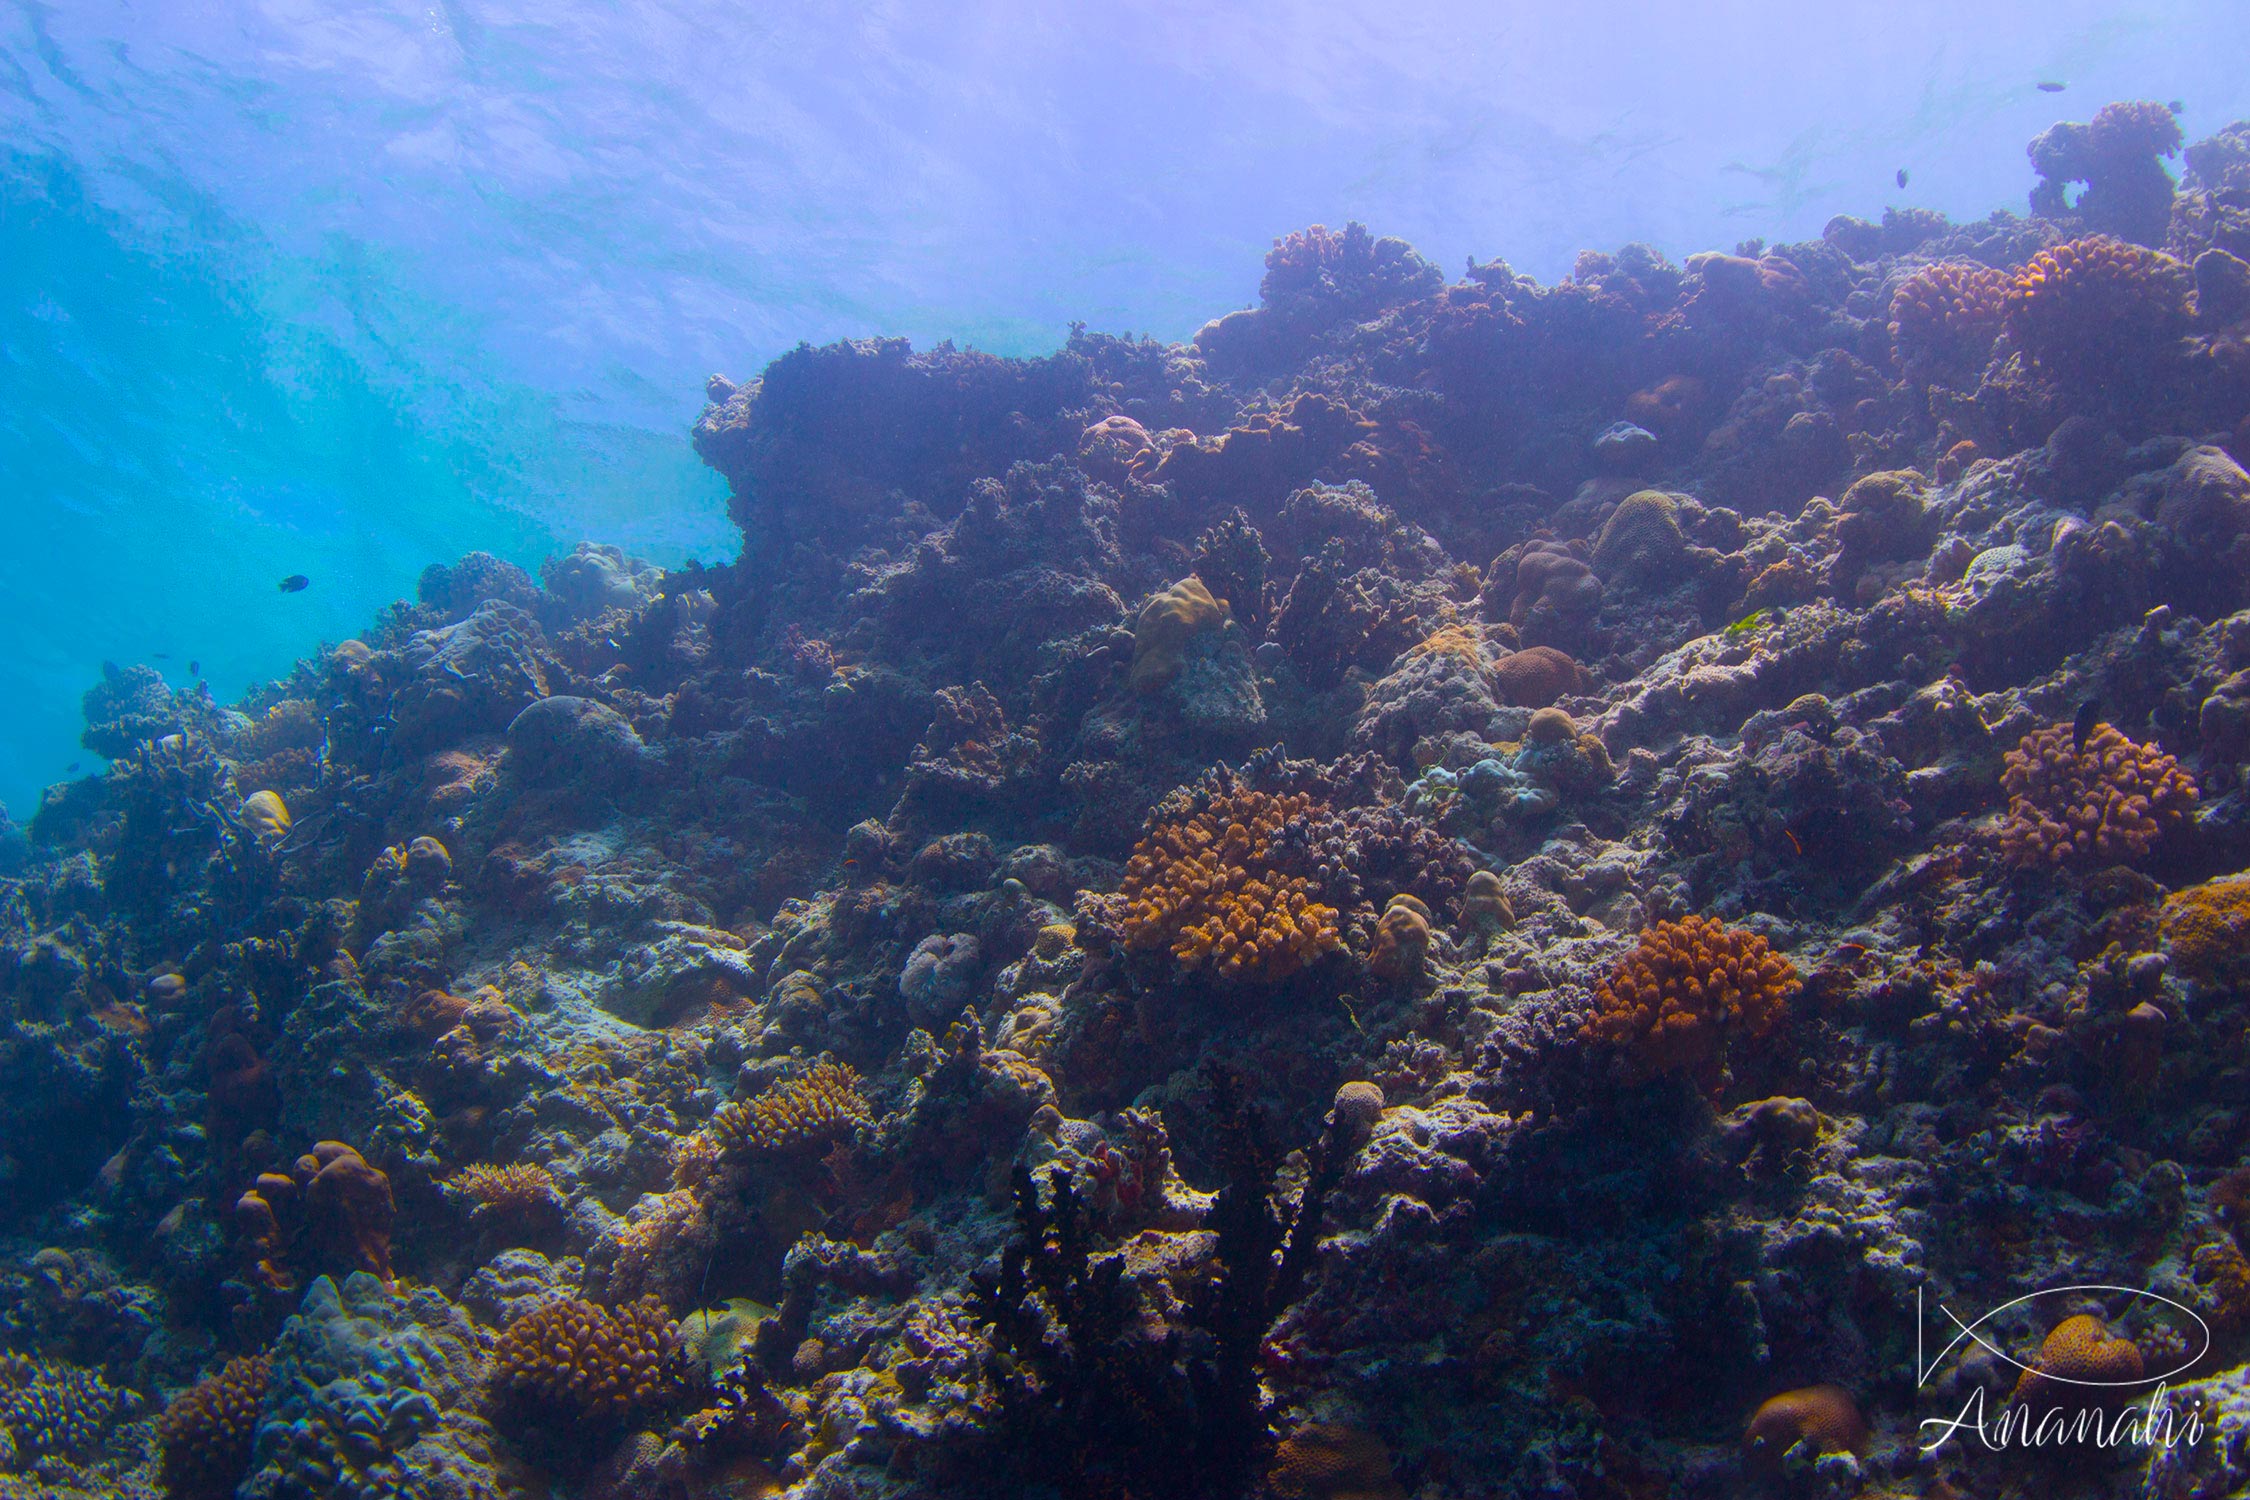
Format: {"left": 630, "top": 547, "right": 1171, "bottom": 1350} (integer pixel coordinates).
{"left": 448, "top": 1162, "right": 559, "bottom": 1217}
{"left": 157, "top": 1355, "right": 270, "bottom": 1500}
{"left": 233, "top": 1140, "right": 394, "bottom": 1289}
{"left": 2004, "top": 235, "right": 2192, "bottom": 390}
{"left": 1269, "top": 1423, "right": 1405, "bottom": 1499}
{"left": 709, "top": 1059, "right": 869, "bottom": 1158}
{"left": 1888, "top": 261, "right": 2010, "bottom": 380}
{"left": 1743, "top": 1385, "right": 1866, "bottom": 1468}
{"left": 1366, "top": 895, "right": 1432, "bottom": 983}
{"left": 1491, "top": 646, "right": 1583, "bottom": 709}
{"left": 1110, "top": 786, "right": 1344, "bottom": 983}
{"left": 1998, "top": 722, "right": 2197, "bottom": 867}
{"left": 2159, "top": 874, "right": 2250, "bottom": 985}
{"left": 1130, "top": 576, "right": 1230, "bottom": 693}
{"left": 2012, "top": 1313, "right": 2144, "bottom": 1407}
{"left": 489, "top": 1295, "right": 691, "bottom": 1427}
{"left": 1580, "top": 916, "right": 1798, "bottom": 1087}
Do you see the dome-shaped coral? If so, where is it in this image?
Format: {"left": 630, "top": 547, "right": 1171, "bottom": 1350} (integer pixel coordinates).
{"left": 2004, "top": 235, "right": 2192, "bottom": 393}
{"left": 1590, "top": 490, "right": 1687, "bottom": 583}
{"left": 1109, "top": 785, "right": 1344, "bottom": 983}
{"left": 1998, "top": 722, "right": 2197, "bottom": 867}
{"left": 2012, "top": 1313, "right": 2144, "bottom": 1408}
{"left": 1888, "top": 261, "right": 2010, "bottom": 381}
{"left": 489, "top": 1295, "right": 691, "bottom": 1429}
{"left": 1492, "top": 646, "right": 1583, "bottom": 708}
{"left": 157, "top": 1355, "right": 270, "bottom": 1500}
{"left": 1743, "top": 1385, "right": 1866, "bottom": 1469}
{"left": 2160, "top": 874, "right": 2250, "bottom": 986}
{"left": 1131, "top": 576, "right": 1231, "bottom": 693}
{"left": 1581, "top": 916, "right": 1798, "bottom": 1087}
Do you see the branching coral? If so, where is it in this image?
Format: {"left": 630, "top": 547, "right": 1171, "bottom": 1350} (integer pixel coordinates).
{"left": 157, "top": 1355, "right": 270, "bottom": 1499}
{"left": 709, "top": 1059, "right": 869, "bottom": 1158}
{"left": 488, "top": 1295, "right": 692, "bottom": 1429}
{"left": 0, "top": 1354, "right": 124, "bottom": 1469}
{"left": 2004, "top": 235, "right": 2193, "bottom": 392}
{"left": 1109, "top": 784, "right": 1343, "bottom": 982}
{"left": 447, "top": 1163, "right": 559, "bottom": 1218}
{"left": 1580, "top": 916, "right": 1798, "bottom": 1087}
{"left": 2029, "top": 100, "right": 2184, "bottom": 245}
{"left": 1998, "top": 722, "right": 2197, "bottom": 867}
{"left": 1888, "top": 261, "right": 2010, "bottom": 381}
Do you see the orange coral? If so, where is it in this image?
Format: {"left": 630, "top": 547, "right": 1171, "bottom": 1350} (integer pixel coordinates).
{"left": 489, "top": 1295, "right": 691, "bottom": 1427}
{"left": 1743, "top": 1385, "right": 1866, "bottom": 1468}
{"left": 2012, "top": 1313, "right": 2144, "bottom": 1407}
{"left": 1580, "top": 916, "right": 1798, "bottom": 1086}
{"left": 2159, "top": 875, "right": 2250, "bottom": 985}
{"left": 1367, "top": 895, "right": 1432, "bottom": 983}
{"left": 1998, "top": 723, "right": 2197, "bottom": 867}
{"left": 2004, "top": 235, "right": 2192, "bottom": 388}
{"left": 157, "top": 1355, "right": 269, "bottom": 1500}
{"left": 448, "top": 1162, "right": 559, "bottom": 1217}
{"left": 1110, "top": 786, "right": 1343, "bottom": 983}
{"left": 1269, "top": 1423, "right": 1405, "bottom": 1499}
{"left": 709, "top": 1059, "right": 869, "bottom": 1158}
{"left": 1492, "top": 646, "right": 1582, "bottom": 708}
{"left": 1888, "top": 262, "right": 2010, "bottom": 380}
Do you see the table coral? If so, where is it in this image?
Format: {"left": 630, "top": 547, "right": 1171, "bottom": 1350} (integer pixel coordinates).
{"left": 1998, "top": 722, "right": 2197, "bottom": 867}
{"left": 157, "top": 1354, "right": 270, "bottom": 1500}
{"left": 1108, "top": 784, "right": 1343, "bottom": 983}
{"left": 709, "top": 1059, "right": 869, "bottom": 1158}
{"left": 1579, "top": 915, "right": 1798, "bottom": 1087}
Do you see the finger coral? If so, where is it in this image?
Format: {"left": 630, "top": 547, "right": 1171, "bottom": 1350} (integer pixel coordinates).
{"left": 1998, "top": 722, "right": 2197, "bottom": 867}
{"left": 234, "top": 1140, "right": 395, "bottom": 1290}
{"left": 2004, "top": 234, "right": 2192, "bottom": 393}
{"left": 1580, "top": 916, "right": 1798, "bottom": 1087}
{"left": 157, "top": 1354, "right": 269, "bottom": 1500}
{"left": 709, "top": 1058, "right": 869, "bottom": 1158}
{"left": 0, "top": 1354, "right": 123, "bottom": 1469}
{"left": 1888, "top": 261, "right": 2010, "bottom": 381}
{"left": 1110, "top": 784, "right": 1343, "bottom": 983}
{"left": 489, "top": 1295, "right": 691, "bottom": 1428}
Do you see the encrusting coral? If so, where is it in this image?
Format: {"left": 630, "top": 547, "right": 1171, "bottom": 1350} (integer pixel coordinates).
{"left": 1998, "top": 722, "right": 2198, "bottom": 867}
{"left": 1579, "top": 916, "right": 1798, "bottom": 1089}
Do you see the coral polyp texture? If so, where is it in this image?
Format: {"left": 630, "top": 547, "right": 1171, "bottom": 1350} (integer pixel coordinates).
{"left": 156, "top": 1355, "right": 269, "bottom": 1500}
{"left": 1998, "top": 722, "right": 2198, "bottom": 867}
{"left": 1580, "top": 916, "right": 1798, "bottom": 1087}
{"left": 708, "top": 1058, "right": 870, "bottom": 1157}
{"left": 1108, "top": 783, "right": 1344, "bottom": 982}
{"left": 20, "top": 98, "right": 2250, "bottom": 1500}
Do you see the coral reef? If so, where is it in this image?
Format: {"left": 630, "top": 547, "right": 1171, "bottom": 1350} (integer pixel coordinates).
{"left": 17, "top": 98, "right": 2250, "bottom": 1500}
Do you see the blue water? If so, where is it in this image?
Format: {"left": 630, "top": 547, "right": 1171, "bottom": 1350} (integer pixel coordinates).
{"left": 4, "top": 0, "right": 2247, "bottom": 815}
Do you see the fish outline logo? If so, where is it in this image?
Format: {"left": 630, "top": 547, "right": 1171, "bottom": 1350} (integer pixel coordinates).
{"left": 1915, "top": 1283, "right": 2209, "bottom": 1390}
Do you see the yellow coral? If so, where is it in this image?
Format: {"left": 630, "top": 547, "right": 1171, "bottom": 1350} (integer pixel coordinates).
{"left": 2160, "top": 875, "right": 2250, "bottom": 986}
{"left": 1999, "top": 723, "right": 2196, "bottom": 867}
{"left": 447, "top": 1162, "right": 558, "bottom": 1216}
{"left": 2012, "top": 1313, "right": 2143, "bottom": 1406}
{"left": 1402, "top": 624, "right": 1488, "bottom": 674}
{"left": 1111, "top": 785, "right": 1343, "bottom": 983}
{"left": 489, "top": 1295, "right": 689, "bottom": 1426}
{"left": 709, "top": 1059, "right": 869, "bottom": 1157}
{"left": 1581, "top": 916, "right": 1797, "bottom": 1087}
{"left": 158, "top": 1355, "right": 270, "bottom": 1500}
{"left": 1129, "top": 576, "right": 1230, "bottom": 693}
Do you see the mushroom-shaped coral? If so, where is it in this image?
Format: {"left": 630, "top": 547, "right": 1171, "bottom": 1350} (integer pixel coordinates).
{"left": 157, "top": 1355, "right": 270, "bottom": 1500}
{"left": 1743, "top": 1385, "right": 1867, "bottom": 1470}
{"left": 2004, "top": 235, "right": 2193, "bottom": 393}
{"left": 1130, "top": 576, "right": 1230, "bottom": 693}
{"left": 708, "top": 1059, "right": 869, "bottom": 1158}
{"left": 1580, "top": 916, "right": 1798, "bottom": 1088}
{"left": 488, "top": 1295, "right": 692, "bottom": 1430}
{"left": 1108, "top": 785, "right": 1344, "bottom": 983}
{"left": 1888, "top": 261, "right": 2011, "bottom": 382}
{"left": 1998, "top": 722, "right": 2197, "bottom": 867}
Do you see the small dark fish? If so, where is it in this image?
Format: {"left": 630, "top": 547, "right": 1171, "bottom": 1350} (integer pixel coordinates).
{"left": 2170, "top": 100, "right": 2185, "bottom": 115}
{"left": 2073, "top": 698, "right": 2100, "bottom": 752}
{"left": 188, "top": 660, "right": 200, "bottom": 677}
{"left": 2038, "top": 80, "right": 2066, "bottom": 93}
{"left": 153, "top": 651, "right": 171, "bottom": 659}
{"left": 278, "top": 574, "right": 310, "bottom": 593}
{"left": 1895, "top": 168, "right": 1909, "bottom": 189}
{"left": 65, "top": 761, "right": 80, "bottom": 774}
